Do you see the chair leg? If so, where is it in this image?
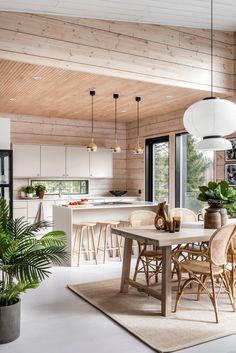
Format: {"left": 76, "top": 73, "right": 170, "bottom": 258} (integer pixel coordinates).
{"left": 109, "top": 225, "right": 115, "bottom": 257}
{"left": 97, "top": 224, "right": 103, "bottom": 255}
{"left": 133, "top": 256, "right": 141, "bottom": 282}
{"left": 91, "top": 226, "right": 98, "bottom": 265}
{"left": 117, "top": 236, "right": 123, "bottom": 261}
{"left": 209, "top": 273, "right": 219, "bottom": 323}
{"left": 145, "top": 257, "right": 150, "bottom": 287}
{"left": 72, "top": 226, "right": 78, "bottom": 253}
{"left": 103, "top": 225, "right": 108, "bottom": 264}
{"left": 77, "top": 227, "right": 83, "bottom": 267}
{"left": 223, "top": 268, "right": 236, "bottom": 312}
{"left": 87, "top": 226, "right": 91, "bottom": 261}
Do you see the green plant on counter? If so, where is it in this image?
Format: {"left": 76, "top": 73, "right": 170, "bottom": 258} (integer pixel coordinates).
{"left": 0, "top": 197, "right": 68, "bottom": 306}
{"left": 25, "top": 186, "right": 35, "bottom": 194}
{"left": 198, "top": 180, "right": 236, "bottom": 216}
{"left": 34, "top": 184, "right": 46, "bottom": 192}
{"left": 20, "top": 186, "right": 27, "bottom": 193}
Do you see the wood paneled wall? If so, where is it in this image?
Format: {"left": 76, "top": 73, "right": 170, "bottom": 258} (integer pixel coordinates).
{"left": 0, "top": 113, "right": 127, "bottom": 197}
{"left": 0, "top": 12, "right": 234, "bottom": 94}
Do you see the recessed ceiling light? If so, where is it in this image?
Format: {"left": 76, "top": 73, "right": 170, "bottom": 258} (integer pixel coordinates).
{"left": 121, "top": 109, "right": 127, "bottom": 113}
{"left": 166, "top": 95, "right": 173, "bottom": 99}
{"left": 33, "top": 76, "right": 43, "bottom": 80}
{"left": 9, "top": 98, "right": 17, "bottom": 102}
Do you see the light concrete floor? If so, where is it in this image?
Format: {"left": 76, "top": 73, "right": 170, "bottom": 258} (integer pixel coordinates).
{"left": 1, "top": 261, "right": 236, "bottom": 353}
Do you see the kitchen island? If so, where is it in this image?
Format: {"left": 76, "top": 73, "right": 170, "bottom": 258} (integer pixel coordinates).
{"left": 53, "top": 201, "right": 158, "bottom": 266}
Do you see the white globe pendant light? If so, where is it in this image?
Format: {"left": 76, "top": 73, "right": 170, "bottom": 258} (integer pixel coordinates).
{"left": 183, "top": 0, "right": 236, "bottom": 151}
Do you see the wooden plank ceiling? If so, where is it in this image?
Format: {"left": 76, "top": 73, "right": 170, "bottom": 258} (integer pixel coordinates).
{"left": 0, "top": 0, "right": 236, "bottom": 30}
{"left": 0, "top": 59, "right": 218, "bottom": 122}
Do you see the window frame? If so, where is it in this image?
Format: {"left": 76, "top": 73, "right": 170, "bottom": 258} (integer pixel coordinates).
{"left": 145, "top": 135, "right": 169, "bottom": 202}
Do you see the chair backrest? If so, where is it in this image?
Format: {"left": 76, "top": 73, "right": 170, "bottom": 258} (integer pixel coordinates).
{"left": 129, "top": 210, "right": 156, "bottom": 228}
{"left": 209, "top": 224, "right": 236, "bottom": 266}
{"left": 169, "top": 208, "right": 198, "bottom": 222}
{"left": 229, "top": 229, "right": 236, "bottom": 256}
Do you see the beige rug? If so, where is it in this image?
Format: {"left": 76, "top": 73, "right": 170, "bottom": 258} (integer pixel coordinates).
{"left": 68, "top": 279, "right": 236, "bottom": 352}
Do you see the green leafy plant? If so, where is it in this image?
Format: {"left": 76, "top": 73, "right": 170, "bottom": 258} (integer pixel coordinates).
{"left": 0, "top": 198, "right": 68, "bottom": 306}
{"left": 198, "top": 180, "right": 236, "bottom": 215}
{"left": 20, "top": 186, "right": 27, "bottom": 193}
{"left": 34, "top": 184, "right": 46, "bottom": 192}
{"left": 25, "top": 185, "right": 35, "bottom": 194}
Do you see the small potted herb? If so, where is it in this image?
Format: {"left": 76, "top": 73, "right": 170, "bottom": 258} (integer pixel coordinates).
{"left": 25, "top": 185, "right": 35, "bottom": 198}
{"left": 35, "top": 184, "right": 46, "bottom": 199}
{"left": 20, "top": 186, "right": 27, "bottom": 198}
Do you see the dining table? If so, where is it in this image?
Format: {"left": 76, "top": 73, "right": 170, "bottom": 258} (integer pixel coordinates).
{"left": 112, "top": 222, "right": 219, "bottom": 317}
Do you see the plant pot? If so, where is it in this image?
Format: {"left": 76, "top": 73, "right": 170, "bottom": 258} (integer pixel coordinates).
{"left": 26, "top": 193, "right": 34, "bottom": 198}
{"left": 0, "top": 300, "right": 21, "bottom": 344}
{"left": 219, "top": 207, "right": 228, "bottom": 226}
{"left": 204, "top": 206, "right": 221, "bottom": 229}
{"left": 37, "top": 190, "right": 45, "bottom": 199}
{"left": 20, "top": 191, "right": 26, "bottom": 198}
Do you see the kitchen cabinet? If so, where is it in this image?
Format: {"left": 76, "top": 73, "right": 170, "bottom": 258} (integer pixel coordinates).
{"left": 41, "top": 145, "right": 66, "bottom": 177}
{"left": 89, "top": 148, "right": 113, "bottom": 178}
{"left": 13, "top": 144, "right": 40, "bottom": 177}
{"left": 66, "top": 147, "right": 89, "bottom": 177}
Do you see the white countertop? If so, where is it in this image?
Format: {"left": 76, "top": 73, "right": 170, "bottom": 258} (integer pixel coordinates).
{"left": 14, "top": 196, "right": 141, "bottom": 202}
{"left": 55, "top": 201, "right": 157, "bottom": 210}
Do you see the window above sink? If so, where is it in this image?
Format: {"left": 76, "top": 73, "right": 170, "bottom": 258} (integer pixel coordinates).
{"left": 31, "top": 180, "right": 89, "bottom": 196}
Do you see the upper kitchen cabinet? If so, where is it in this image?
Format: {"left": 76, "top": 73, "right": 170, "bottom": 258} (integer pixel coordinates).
{"left": 89, "top": 148, "right": 113, "bottom": 178}
{"left": 13, "top": 144, "right": 41, "bottom": 178}
{"left": 41, "top": 145, "right": 66, "bottom": 177}
{"left": 66, "top": 147, "right": 90, "bottom": 177}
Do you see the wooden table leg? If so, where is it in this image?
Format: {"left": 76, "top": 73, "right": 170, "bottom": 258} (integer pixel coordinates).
{"left": 120, "top": 237, "right": 133, "bottom": 293}
{"left": 161, "top": 245, "right": 172, "bottom": 316}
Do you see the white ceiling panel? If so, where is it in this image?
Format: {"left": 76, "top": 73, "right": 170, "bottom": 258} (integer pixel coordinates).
{"left": 0, "top": 0, "right": 236, "bottom": 31}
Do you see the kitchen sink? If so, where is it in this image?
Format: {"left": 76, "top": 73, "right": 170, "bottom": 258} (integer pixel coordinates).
{"left": 94, "top": 201, "right": 133, "bottom": 206}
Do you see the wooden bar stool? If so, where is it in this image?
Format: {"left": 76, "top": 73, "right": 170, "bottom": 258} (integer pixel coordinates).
{"left": 97, "top": 221, "right": 122, "bottom": 264}
{"left": 73, "top": 222, "right": 98, "bottom": 267}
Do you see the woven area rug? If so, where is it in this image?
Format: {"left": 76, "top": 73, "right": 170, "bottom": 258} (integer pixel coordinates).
{"left": 68, "top": 278, "right": 236, "bottom": 353}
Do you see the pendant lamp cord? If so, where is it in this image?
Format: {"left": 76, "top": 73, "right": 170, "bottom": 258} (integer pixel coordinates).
{"left": 115, "top": 97, "right": 118, "bottom": 143}
{"left": 210, "top": 0, "right": 213, "bottom": 97}
{"left": 136, "top": 96, "right": 141, "bottom": 144}
{"left": 90, "top": 90, "right": 95, "bottom": 142}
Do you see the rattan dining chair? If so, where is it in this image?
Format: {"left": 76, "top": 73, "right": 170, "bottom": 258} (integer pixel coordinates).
{"left": 169, "top": 208, "right": 198, "bottom": 222}
{"left": 174, "top": 224, "right": 236, "bottom": 323}
{"left": 227, "top": 231, "right": 236, "bottom": 299}
{"left": 130, "top": 210, "right": 162, "bottom": 286}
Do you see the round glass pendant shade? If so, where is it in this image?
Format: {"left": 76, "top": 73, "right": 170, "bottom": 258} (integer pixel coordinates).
{"left": 183, "top": 97, "right": 236, "bottom": 138}
{"left": 196, "top": 137, "right": 232, "bottom": 151}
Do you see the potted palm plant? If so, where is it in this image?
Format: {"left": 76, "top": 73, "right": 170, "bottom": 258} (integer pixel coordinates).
{"left": 0, "top": 198, "right": 68, "bottom": 344}
{"left": 198, "top": 180, "right": 236, "bottom": 229}
{"left": 35, "top": 184, "right": 46, "bottom": 199}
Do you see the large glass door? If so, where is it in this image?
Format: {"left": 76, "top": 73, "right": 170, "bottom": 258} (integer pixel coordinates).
{"left": 175, "top": 134, "right": 214, "bottom": 213}
{"left": 0, "top": 150, "right": 13, "bottom": 218}
{"left": 146, "top": 136, "right": 169, "bottom": 202}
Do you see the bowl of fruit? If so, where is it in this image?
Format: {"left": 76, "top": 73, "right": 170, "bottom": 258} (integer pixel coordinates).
{"left": 78, "top": 198, "right": 90, "bottom": 205}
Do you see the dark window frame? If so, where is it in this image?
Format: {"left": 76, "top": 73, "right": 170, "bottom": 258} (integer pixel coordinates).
{"left": 145, "top": 136, "right": 169, "bottom": 202}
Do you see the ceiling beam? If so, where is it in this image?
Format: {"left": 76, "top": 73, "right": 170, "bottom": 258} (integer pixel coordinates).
{"left": 0, "top": 11, "right": 234, "bottom": 95}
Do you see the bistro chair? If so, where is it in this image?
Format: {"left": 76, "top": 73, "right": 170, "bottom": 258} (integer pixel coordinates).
{"left": 174, "top": 224, "right": 236, "bottom": 323}
{"left": 227, "top": 231, "right": 236, "bottom": 299}
{"left": 169, "top": 207, "right": 198, "bottom": 222}
{"left": 131, "top": 210, "right": 162, "bottom": 286}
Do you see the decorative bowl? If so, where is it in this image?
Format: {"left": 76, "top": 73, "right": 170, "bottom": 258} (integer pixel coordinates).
{"left": 109, "top": 190, "right": 127, "bottom": 197}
